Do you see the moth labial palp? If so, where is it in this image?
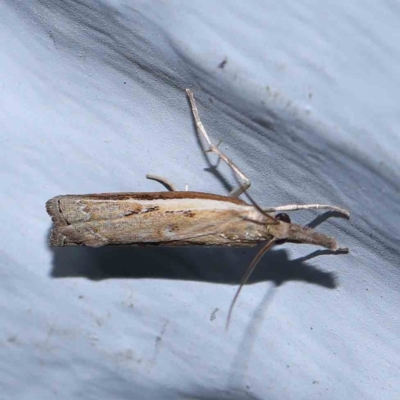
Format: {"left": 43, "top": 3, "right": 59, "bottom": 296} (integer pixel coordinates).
{"left": 45, "top": 88, "right": 350, "bottom": 327}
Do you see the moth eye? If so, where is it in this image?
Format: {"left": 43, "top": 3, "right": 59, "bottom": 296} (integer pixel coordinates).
{"left": 275, "top": 213, "right": 291, "bottom": 224}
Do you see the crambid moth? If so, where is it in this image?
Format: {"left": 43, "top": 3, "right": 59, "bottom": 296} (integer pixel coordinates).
{"left": 46, "top": 89, "right": 349, "bottom": 324}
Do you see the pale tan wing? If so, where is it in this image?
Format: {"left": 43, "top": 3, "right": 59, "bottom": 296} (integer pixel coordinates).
{"left": 46, "top": 193, "right": 271, "bottom": 247}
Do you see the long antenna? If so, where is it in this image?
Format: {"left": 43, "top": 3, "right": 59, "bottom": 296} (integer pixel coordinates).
{"left": 226, "top": 237, "right": 276, "bottom": 329}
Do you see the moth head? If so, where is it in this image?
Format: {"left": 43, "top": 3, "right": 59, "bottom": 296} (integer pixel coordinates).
{"left": 274, "top": 213, "right": 291, "bottom": 245}
{"left": 272, "top": 212, "right": 347, "bottom": 252}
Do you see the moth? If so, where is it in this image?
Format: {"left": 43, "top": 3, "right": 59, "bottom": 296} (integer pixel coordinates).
{"left": 47, "top": 89, "right": 349, "bottom": 324}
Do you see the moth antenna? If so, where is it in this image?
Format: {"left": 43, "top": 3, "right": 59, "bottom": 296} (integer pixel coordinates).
{"left": 226, "top": 238, "right": 276, "bottom": 329}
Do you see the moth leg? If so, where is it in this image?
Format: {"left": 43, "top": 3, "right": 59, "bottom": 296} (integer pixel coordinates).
{"left": 263, "top": 204, "right": 350, "bottom": 218}
{"left": 146, "top": 174, "right": 177, "bottom": 191}
{"left": 186, "top": 89, "right": 250, "bottom": 198}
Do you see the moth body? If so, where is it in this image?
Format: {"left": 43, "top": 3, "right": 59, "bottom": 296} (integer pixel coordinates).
{"left": 46, "top": 191, "right": 342, "bottom": 251}
{"left": 47, "top": 192, "right": 272, "bottom": 247}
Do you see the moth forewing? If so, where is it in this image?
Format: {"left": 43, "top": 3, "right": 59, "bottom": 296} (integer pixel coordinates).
{"left": 46, "top": 191, "right": 278, "bottom": 247}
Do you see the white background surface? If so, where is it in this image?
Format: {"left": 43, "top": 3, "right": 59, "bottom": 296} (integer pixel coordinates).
{"left": 1, "top": 1, "right": 399, "bottom": 399}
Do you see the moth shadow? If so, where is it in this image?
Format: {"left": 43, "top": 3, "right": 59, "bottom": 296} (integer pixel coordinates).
{"left": 177, "top": 387, "right": 262, "bottom": 400}
{"left": 307, "top": 210, "right": 349, "bottom": 228}
{"left": 50, "top": 242, "right": 339, "bottom": 290}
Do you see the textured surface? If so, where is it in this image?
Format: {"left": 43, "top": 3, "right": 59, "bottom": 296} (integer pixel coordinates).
{"left": 47, "top": 193, "right": 271, "bottom": 246}
{"left": 1, "top": 1, "right": 399, "bottom": 399}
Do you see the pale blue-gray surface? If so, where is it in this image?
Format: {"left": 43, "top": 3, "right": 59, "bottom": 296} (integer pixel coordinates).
{"left": 1, "top": 1, "right": 399, "bottom": 399}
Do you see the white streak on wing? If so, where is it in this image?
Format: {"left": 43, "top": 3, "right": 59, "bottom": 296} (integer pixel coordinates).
{"left": 149, "top": 198, "right": 250, "bottom": 212}
{"left": 96, "top": 197, "right": 254, "bottom": 213}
